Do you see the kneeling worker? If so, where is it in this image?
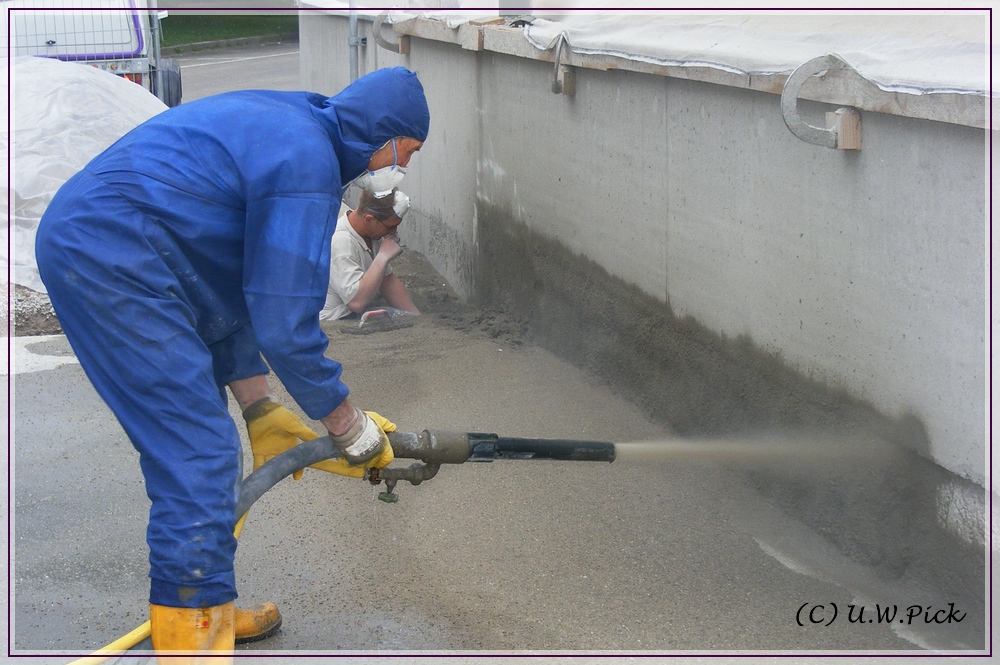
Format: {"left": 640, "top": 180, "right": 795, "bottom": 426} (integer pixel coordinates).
{"left": 321, "top": 188, "right": 421, "bottom": 321}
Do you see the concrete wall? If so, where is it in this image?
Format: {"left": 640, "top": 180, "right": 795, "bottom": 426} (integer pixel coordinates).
{"left": 300, "top": 15, "right": 483, "bottom": 293}
{"left": 299, "top": 13, "right": 987, "bottom": 526}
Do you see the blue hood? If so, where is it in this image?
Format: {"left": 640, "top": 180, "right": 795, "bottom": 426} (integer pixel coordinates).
{"left": 314, "top": 66, "right": 431, "bottom": 184}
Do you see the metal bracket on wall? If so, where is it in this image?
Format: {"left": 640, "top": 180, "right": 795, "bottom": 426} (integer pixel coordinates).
{"left": 374, "top": 11, "right": 410, "bottom": 55}
{"left": 551, "top": 33, "right": 576, "bottom": 96}
{"left": 781, "top": 53, "right": 862, "bottom": 150}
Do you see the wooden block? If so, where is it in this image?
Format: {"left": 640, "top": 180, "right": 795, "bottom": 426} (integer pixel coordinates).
{"left": 558, "top": 64, "right": 576, "bottom": 97}
{"left": 828, "top": 108, "right": 862, "bottom": 150}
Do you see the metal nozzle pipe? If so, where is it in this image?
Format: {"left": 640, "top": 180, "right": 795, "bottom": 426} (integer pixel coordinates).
{"left": 384, "top": 429, "right": 616, "bottom": 464}
{"left": 384, "top": 429, "right": 471, "bottom": 464}
{"left": 235, "top": 430, "right": 616, "bottom": 517}
{"left": 466, "top": 432, "right": 616, "bottom": 462}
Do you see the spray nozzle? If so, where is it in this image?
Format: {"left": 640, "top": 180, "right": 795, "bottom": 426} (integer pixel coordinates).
{"left": 362, "top": 430, "right": 614, "bottom": 503}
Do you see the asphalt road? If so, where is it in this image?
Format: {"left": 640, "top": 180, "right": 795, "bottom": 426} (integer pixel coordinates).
{"left": 174, "top": 40, "right": 302, "bottom": 102}
{"left": 9, "top": 317, "right": 984, "bottom": 662}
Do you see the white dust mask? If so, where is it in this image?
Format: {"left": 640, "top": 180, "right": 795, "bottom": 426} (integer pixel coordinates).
{"left": 353, "top": 139, "right": 407, "bottom": 198}
{"left": 392, "top": 190, "right": 410, "bottom": 218}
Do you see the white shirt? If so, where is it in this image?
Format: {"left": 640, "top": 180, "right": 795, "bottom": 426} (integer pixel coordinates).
{"left": 320, "top": 209, "right": 393, "bottom": 321}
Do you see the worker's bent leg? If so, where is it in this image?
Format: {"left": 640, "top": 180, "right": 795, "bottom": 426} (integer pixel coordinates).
{"left": 36, "top": 173, "right": 241, "bottom": 610}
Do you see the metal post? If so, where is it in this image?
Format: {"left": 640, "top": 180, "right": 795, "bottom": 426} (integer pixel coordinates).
{"left": 149, "top": 0, "right": 163, "bottom": 100}
{"left": 348, "top": 0, "right": 359, "bottom": 82}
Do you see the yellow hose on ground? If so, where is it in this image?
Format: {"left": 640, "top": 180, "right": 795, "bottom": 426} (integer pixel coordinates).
{"left": 233, "top": 511, "right": 248, "bottom": 539}
{"left": 64, "top": 511, "right": 251, "bottom": 665}
{"left": 64, "top": 622, "right": 152, "bottom": 665}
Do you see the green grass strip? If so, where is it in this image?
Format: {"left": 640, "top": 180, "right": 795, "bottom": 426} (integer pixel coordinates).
{"left": 159, "top": 15, "right": 298, "bottom": 47}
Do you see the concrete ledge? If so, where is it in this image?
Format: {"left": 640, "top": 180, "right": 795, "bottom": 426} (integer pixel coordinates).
{"left": 386, "top": 15, "right": 987, "bottom": 130}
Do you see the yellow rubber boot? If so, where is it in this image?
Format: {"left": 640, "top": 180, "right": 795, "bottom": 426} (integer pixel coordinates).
{"left": 150, "top": 601, "right": 235, "bottom": 664}
{"left": 234, "top": 602, "right": 282, "bottom": 644}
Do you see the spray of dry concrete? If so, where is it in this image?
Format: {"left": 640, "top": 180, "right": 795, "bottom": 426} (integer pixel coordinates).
{"left": 614, "top": 432, "right": 899, "bottom": 467}
{"left": 468, "top": 202, "right": 984, "bottom": 645}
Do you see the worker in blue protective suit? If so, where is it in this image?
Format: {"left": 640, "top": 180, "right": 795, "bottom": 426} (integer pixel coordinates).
{"left": 35, "top": 66, "right": 429, "bottom": 658}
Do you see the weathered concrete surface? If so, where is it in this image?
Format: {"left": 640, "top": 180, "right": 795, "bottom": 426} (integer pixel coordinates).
{"left": 298, "top": 13, "right": 986, "bottom": 492}
{"left": 297, "top": 17, "right": 988, "bottom": 636}
{"left": 471, "top": 201, "right": 986, "bottom": 635}
{"left": 8, "top": 252, "right": 985, "bottom": 660}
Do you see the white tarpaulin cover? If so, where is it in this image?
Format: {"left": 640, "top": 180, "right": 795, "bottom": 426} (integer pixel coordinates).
{"left": 299, "top": 3, "right": 989, "bottom": 96}
{"left": 523, "top": 14, "right": 988, "bottom": 96}
{"left": 4, "top": 55, "right": 167, "bottom": 293}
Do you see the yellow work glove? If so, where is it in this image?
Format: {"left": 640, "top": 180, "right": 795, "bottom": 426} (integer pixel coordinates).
{"left": 362, "top": 410, "right": 396, "bottom": 469}
{"left": 312, "top": 410, "right": 396, "bottom": 477}
{"left": 244, "top": 399, "right": 395, "bottom": 480}
{"left": 325, "top": 408, "right": 396, "bottom": 474}
{"left": 243, "top": 397, "right": 320, "bottom": 480}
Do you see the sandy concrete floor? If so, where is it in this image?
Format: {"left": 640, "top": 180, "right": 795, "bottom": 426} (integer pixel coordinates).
{"left": 8, "top": 251, "right": 984, "bottom": 662}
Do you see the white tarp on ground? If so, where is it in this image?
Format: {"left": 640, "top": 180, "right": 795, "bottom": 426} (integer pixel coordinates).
{"left": 3, "top": 55, "right": 167, "bottom": 293}
{"left": 299, "top": 2, "right": 990, "bottom": 96}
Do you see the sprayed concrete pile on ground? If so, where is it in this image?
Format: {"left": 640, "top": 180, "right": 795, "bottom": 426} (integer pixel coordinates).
{"left": 9, "top": 284, "right": 61, "bottom": 337}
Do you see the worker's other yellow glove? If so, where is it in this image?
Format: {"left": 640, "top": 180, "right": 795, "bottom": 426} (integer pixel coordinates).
{"left": 244, "top": 399, "right": 395, "bottom": 480}
{"left": 243, "top": 397, "right": 319, "bottom": 480}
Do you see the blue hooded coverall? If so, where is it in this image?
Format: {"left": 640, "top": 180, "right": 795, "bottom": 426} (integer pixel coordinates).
{"left": 35, "top": 67, "right": 430, "bottom": 608}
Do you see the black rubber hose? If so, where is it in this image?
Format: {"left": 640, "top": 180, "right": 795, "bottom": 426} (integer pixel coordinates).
{"left": 103, "top": 437, "right": 359, "bottom": 663}
{"left": 235, "top": 435, "right": 344, "bottom": 518}
{"left": 234, "top": 432, "right": 418, "bottom": 517}
{"left": 109, "top": 430, "right": 611, "bottom": 661}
